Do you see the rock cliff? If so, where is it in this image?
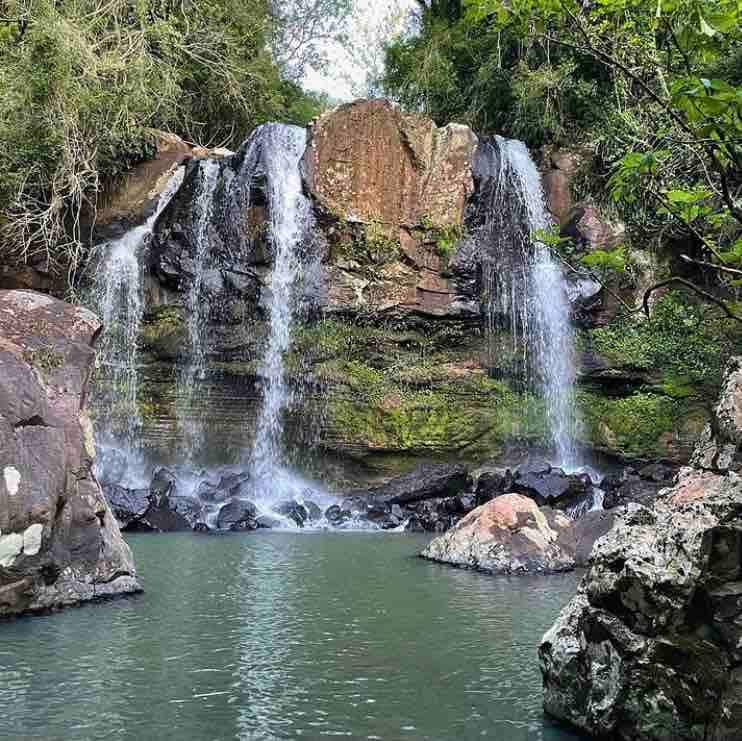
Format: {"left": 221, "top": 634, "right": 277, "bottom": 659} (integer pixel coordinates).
{"left": 86, "top": 100, "right": 727, "bottom": 479}
{"left": 0, "top": 290, "right": 140, "bottom": 617}
{"left": 539, "top": 357, "right": 742, "bottom": 740}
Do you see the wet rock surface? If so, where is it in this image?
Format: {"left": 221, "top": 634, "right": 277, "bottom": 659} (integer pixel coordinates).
{"left": 421, "top": 494, "right": 576, "bottom": 574}
{"left": 0, "top": 290, "right": 140, "bottom": 617}
{"left": 539, "top": 360, "right": 742, "bottom": 740}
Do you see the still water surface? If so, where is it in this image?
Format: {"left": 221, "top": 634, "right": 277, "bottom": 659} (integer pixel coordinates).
{"left": 0, "top": 533, "right": 585, "bottom": 740}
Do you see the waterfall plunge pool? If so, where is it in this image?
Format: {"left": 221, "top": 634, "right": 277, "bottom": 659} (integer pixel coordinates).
{"left": 1, "top": 533, "right": 586, "bottom": 740}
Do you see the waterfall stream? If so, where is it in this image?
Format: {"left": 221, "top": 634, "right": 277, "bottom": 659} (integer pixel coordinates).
{"left": 248, "top": 125, "right": 316, "bottom": 501}
{"left": 96, "top": 167, "right": 184, "bottom": 454}
{"left": 480, "top": 136, "right": 580, "bottom": 469}
{"left": 178, "top": 159, "right": 220, "bottom": 459}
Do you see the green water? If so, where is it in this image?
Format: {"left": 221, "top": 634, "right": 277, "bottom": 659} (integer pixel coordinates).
{"left": 0, "top": 533, "right": 585, "bottom": 740}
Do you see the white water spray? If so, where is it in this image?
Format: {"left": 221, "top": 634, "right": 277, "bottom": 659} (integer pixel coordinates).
{"left": 96, "top": 168, "right": 184, "bottom": 447}
{"left": 249, "top": 125, "right": 314, "bottom": 499}
{"left": 484, "top": 136, "right": 580, "bottom": 469}
{"left": 179, "top": 160, "right": 220, "bottom": 458}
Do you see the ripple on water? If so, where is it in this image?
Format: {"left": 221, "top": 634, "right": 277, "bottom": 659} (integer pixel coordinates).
{"left": 0, "top": 533, "right": 587, "bottom": 741}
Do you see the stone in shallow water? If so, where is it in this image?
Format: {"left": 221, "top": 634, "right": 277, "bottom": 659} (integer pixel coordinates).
{"left": 422, "top": 494, "right": 575, "bottom": 574}
{"left": 275, "top": 501, "right": 308, "bottom": 528}
{"left": 216, "top": 499, "right": 258, "bottom": 531}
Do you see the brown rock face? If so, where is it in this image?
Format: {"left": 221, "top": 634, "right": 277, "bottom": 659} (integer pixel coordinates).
{"left": 0, "top": 290, "right": 140, "bottom": 617}
{"left": 421, "top": 494, "right": 576, "bottom": 574}
{"left": 304, "top": 99, "right": 477, "bottom": 229}
{"left": 94, "top": 132, "right": 193, "bottom": 241}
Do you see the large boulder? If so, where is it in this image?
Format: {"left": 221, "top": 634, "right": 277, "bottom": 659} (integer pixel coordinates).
{"left": 304, "top": 99, "right": 477, "bottom": 230}
{"left": 366, "top": 463, "right": 469, "bottom": 506}
{"left": 692, "top": 356, "right": 742, "bottom": 473}
{"left": 0, "top": 290, "right": 140, "bottom": 617}
{"left": 421, "top": 494, "right": 575, "bottom": 574}
{"left": 539, "top": 468, "right": 742, "bottom": 740}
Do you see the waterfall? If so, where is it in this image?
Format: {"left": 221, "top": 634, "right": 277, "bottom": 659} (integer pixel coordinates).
{"left": 95, "top": 168, "right": 184, "bottom": 451}
{"left": 178, "top": 159, "right": 220, "bottom": 459}
{"left": 479, "top": 136, "right": 580, "bottom": 469}
{"left": 248, "top": 125, "right": 315, "bottom": 500}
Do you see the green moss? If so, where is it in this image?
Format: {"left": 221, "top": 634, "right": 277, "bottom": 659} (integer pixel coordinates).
{"left": 418, "top": 216, "right": 464, "bottom": 262}
{"left": 324, "top": 361, "right": 547, "bottom": 457}
{"left": 589, "top": 292, "right": 741, "bottom": 396}
{"left": 140, "top": 306, "right": 186, "bottom": 358}
{"left": 578, "top": 389, "right": 704, "bottom": 460}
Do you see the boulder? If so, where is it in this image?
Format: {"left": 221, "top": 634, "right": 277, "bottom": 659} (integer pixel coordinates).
{"left": 602, "top": 467, "right": 669, "bottom": 510}
{"left": 275, "top": 500, "right": 309, "bottom": 528}
{"left": 304, "top": 99, "right": 477, "bottom": 230}
{"left": 512, "top": 462, "right": 593, "bottom": 511}
{"left": 367, "top": 464, "right": 469, "bottom": 506}
{"left": 421, "top": 494, "right": 575, "bottom": 574}
{"left": 324, "top": 504, "right": 352, "bottom": 526}
{"left": 0, "top": 290, "right": 140, "bottom": 617}
{"left": 216, "top": 499, "right": 258, "bottom": 531}
{"left": 93, "top": 132, "right": 193, "bottom": 243}
{"left": 104, "top": 485, "right": 150, "bottom": 529}
{"left": 692, "top": 356, "right": 742, "bottom": 473}
{"left": 539, "top": 468, "right": 742, "bottom": 740}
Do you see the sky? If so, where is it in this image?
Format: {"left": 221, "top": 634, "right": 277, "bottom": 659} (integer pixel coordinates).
{"left": 302, "top": 1, "right": 418, "bottom": 101}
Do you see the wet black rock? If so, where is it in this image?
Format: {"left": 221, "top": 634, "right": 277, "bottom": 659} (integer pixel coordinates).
{"left": 368, "top": 464, "right": 469, "bottom": 506}
{"left": 303, "top": 500, "right": 323, "bottom": 522}
{"left": 216, "top": 499, "right": 258, "bottom": 531}
{"left": 601, "top": 467, "right": 669, "bottom": 509}
{"left": 473, "top": 467, "right": 513, "bottom": 506}
{"left": 324, "top": 505, "right": 352, "bottom": 526}
{"left": 276, "top": 500, "right": 309, "bottom": 528}
{"left": 151, "top": 467, "right": 177, "bottom": 497}
{"left": 512, "top": 467, "right": 591, "bottom": 509}
{"left": 104, "top": 485, "right": 150, "bottom": 529}
{"left": 193, "top": 522, "right": 211, "bottom": 533}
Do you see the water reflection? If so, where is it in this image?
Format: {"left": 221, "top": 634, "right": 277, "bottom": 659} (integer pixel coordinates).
{"left": 0, "top": 534, "right": 586, "bottom": 740}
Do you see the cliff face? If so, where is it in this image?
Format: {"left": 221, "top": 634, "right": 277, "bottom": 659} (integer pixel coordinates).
{"left": 86, "top": 100, "right": 728, "bottom": 478}
{"left": 539, "top": 357, "right": 742, "bottom": 740}
{"left": 0, "top": 290, "right": 140, "bottom": 617}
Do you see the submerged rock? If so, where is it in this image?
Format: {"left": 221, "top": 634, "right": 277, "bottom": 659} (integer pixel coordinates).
{"left": 421, "top": 494, "right": 575, "bottom": 574}
{"left": 0, "top": 290, "right": 140, "bottom": 617}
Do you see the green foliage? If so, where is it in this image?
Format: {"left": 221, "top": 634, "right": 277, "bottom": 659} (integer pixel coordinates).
{"left": 578, "top": 389, "right": 701, "bottom": 460}
{"left": 589, "top": 292, "right": 740, "bottom": 395}
{"left": 0, "top": 0, "right": 331, "bottom": 284}
{"left": 581, "top": 246, "right": 627, "bottom": 274}
{"left": 383, "top": 0, "right": 742, "bottom": 293}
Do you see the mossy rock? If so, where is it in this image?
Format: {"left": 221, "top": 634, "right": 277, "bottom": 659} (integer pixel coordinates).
{"left": 140, "top": 306, "right": 187, "bottom": 361}
{"left": 578, "top": 389, "right": 707, "bottom": 462}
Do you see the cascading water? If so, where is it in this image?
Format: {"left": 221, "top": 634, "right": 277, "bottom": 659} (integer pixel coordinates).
{"left": 248, "top": 125, "right": 315, "bottom": 502}
{"left": 480, "top": 136, "right": 580, "bottom": 469}
{"left": 178, "top": 159, "right": 220, "bottom": 459}
{"left": 95, "top": 167, "right": 185, "bottom": 453}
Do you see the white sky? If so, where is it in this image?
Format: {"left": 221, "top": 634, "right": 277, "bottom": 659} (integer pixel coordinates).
{"left": 302, "top": 1, "right": 417, "bottom": 101}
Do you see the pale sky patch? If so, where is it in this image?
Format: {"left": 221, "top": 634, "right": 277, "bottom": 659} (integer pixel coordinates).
{"left": 302, "top": 1, "right": 418, "bottom": 101}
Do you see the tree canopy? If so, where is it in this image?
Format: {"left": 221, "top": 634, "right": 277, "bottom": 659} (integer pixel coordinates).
{"left": 383, "top": 0, "right": 742, "bottom": 313}
{"left": 0, "top": 0, "right": 335, "bottom": 284}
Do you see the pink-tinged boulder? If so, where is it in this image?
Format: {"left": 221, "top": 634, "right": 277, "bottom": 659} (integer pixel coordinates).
{"left": 421, "top": 493, "right": 575, "bottom": 574}
{"left": 0, "top": 290, "right": 140, "bottom": 617}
